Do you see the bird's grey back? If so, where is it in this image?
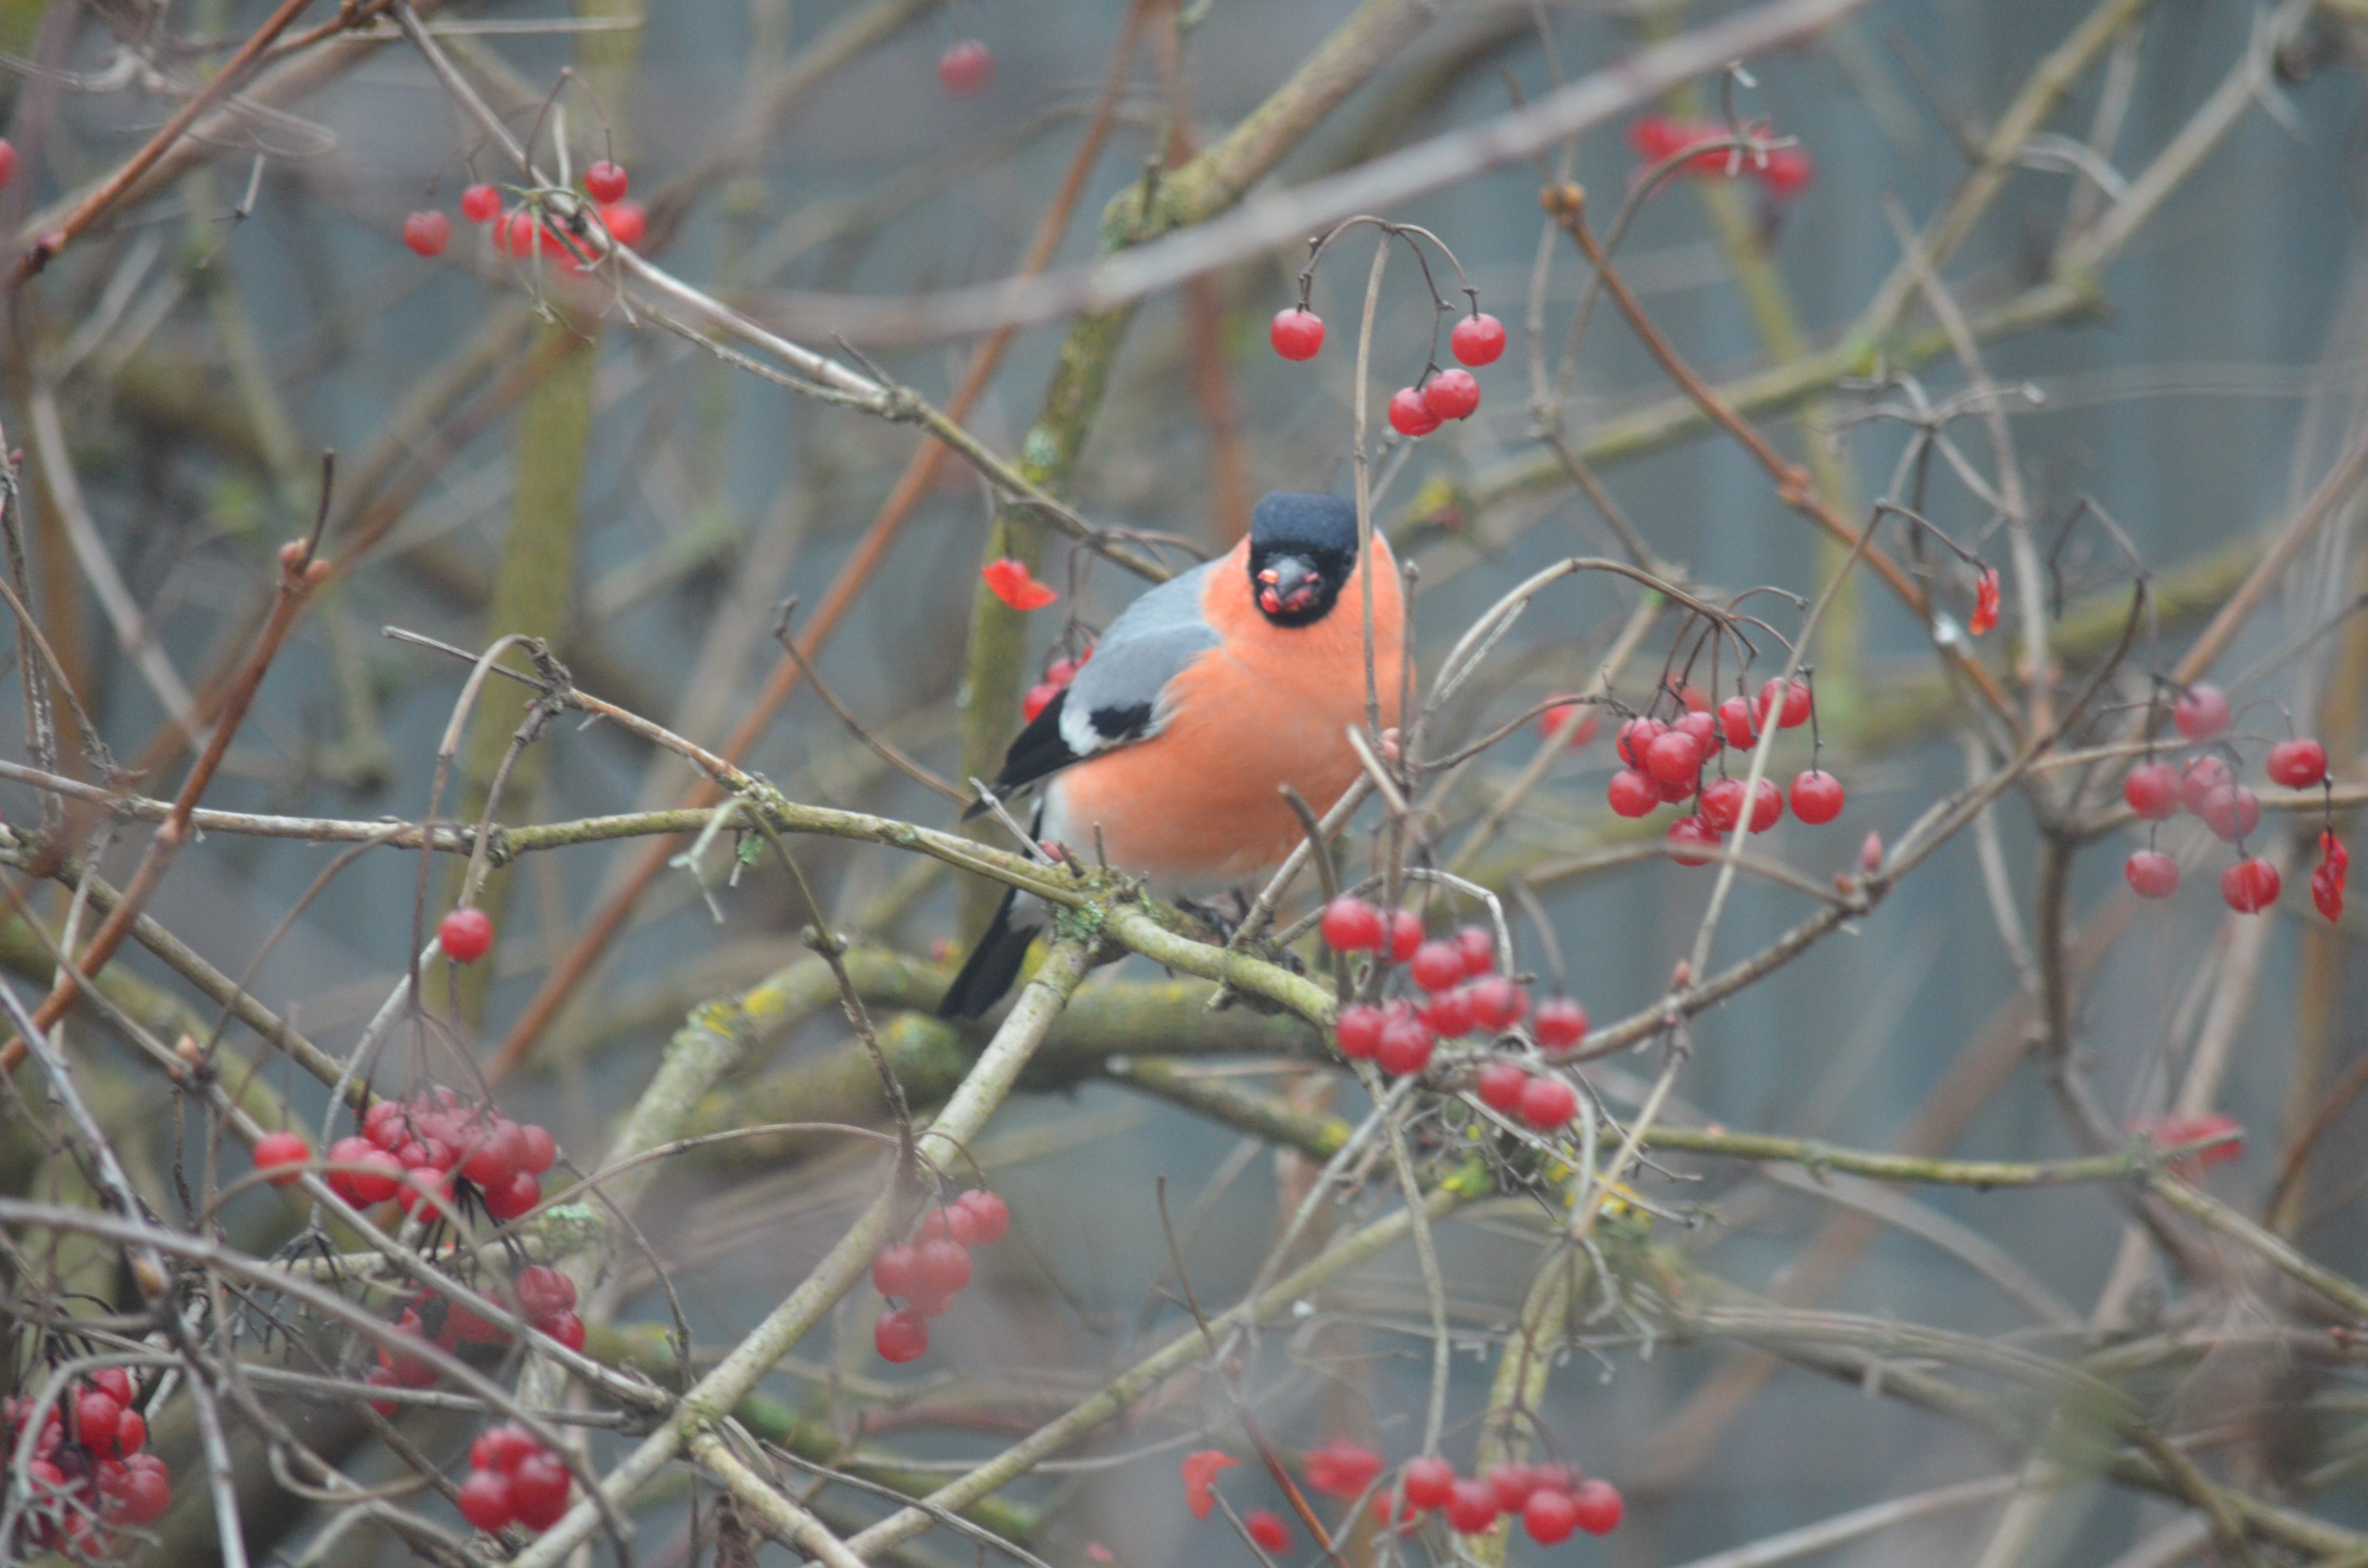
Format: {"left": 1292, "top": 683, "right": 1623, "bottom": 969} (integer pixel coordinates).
{"left": 1059, "top": 556, "right": 1225, "bottom": 755}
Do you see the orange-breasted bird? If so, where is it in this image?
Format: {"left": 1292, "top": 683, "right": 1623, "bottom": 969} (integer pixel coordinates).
{"left": 940, "top": 491, "right": 1406, "bottom": 1016}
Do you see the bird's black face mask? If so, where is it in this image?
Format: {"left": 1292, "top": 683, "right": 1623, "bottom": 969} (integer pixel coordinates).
{"left": 1246, "top": 492, "right": 1361, "bottom": 628}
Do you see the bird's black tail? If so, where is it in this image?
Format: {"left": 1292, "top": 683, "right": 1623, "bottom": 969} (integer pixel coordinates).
{"left": 938, "top": 886, "right": 1040, "bottom": 1018}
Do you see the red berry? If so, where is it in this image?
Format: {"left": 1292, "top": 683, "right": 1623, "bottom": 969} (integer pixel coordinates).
{"left": 1538, "top": 700, "right": 1597, "bottom": 747}
{"left": 111, "top": 1407, "right": 146, "bottom": 1455}
{"left": 938, "top": 38, "right": 994, "bottom": 96}
{"left": 460, "top": 183, "right": 500, "bottom": 223}
{"left": 873, "top": 1242, "right": 919, "bottom": 1299}
{"left": 444, "top": 1300, "right": 505, "bottom": 1345}
{"left": 93, "top": 1370, "right": 133, "bottom": 1405}
{"left": 1451, "top": 313, "right": 1507, "bottom": 366}
{"left": 1571, "top": 1478, "right": 1623, "bottom": 1534}
{"left": 1532, "top": 998, "right": 1587, "bottom": 1049}
{"left": 440, "top": 907, "right": 493, "bottom": 963}
{"left": 457, "top": 1468, "right": 515, "bottom": 1531}
{"left": 1525, "top": 1486, "right": 1580, "bottom": 1544}
{"left": 1245, "top": 1508, "right": 1291, "bottom": 1554}
{"left": 1375, "top": 1013, "right": 1436, "bottom": 1076}
{"left": 1645, "top": 729, "right": 1703, "bottom": 788}
{"left": 2267, "top": 737, "right": 2329, "bottom": 789}
{"left": 1476, "top": 1061, "right": 1531, "bottom": 1114}
{"left": 327, "top": 1137, "right": 401, "bottom": 1205}
{"left": 2198, "top": 785, "right": 2259, "bottom": 843}
{"left": 1454, "top": 924, "right": 1496, "bottom": 976}
{"left": 1487, "top": 1463, "right": 1542, "bottom": 1512}
{"left": 2125, "top": 850, "right": 2178, "bottom": 899}
{"left": 1758, "top": 678, "right": 1813, "bottom": 729}
{"left": 1410, "top": 940, "right": 1465, "bottom": 993}
{"left": 1384, "top": 909, "right": 1424, "bottom": 964}
{"left": 1270, "top": 308, "right": 1325, "bottom": 360}
{"left": 876, "top": 1306, "right": 929, "bottom": 1362}
{"left": 1466, "top": 975, "right": 1527, "bottom": 1032}
{"left": 484, "top": 1170, "right": 542, "bottom": 1221}
{"left": 1402, "top": 1457, "right": 1457, "bottom": 1511}
{"left": 1758, "top": 143, "right": 1815, "bottom": 196}
{"left": 2313, "top": 861, "right": 2344, "bottom": 921}
{"left": 958, "top": 1189, "right": 1011, "bottom": 1244}
{"left": 1388, "top": 387, "right": 1441, "bottom": 437}
{"left": 1606, "top": 769, "right": 1661, "bottom": 817}
{"left": 1716, "top": 696, "right": 1758, "bottom": 750}
{"left": 514, "top": 1265, "right": 576, "bottom": 1323}
{"left": 1790, "top": 770, "right": 1845, "bottom": 825}
{"left": 1305, "top": 1441, "right": 1382, "bottom": 1499}
{"left": 1516, "top": 1074, "right": 1579, "bottom": 1130}
{"left": 584, "top": 160, "right": 628, "bottom": 202}
{"left": 508, "top": 1452, "right": 571, "bottom": 1530}
{"left": 0, "top": 139, "right": 17, "bottom": 192}
{"left": 2322, "top": 830, "right": 2351, "bottom": 879}
{"left": 914, "top": 1238, "right": 973, "bottom": 1297}
{"left": 1746, "top": 778, "right": 1784, "bottom": 832}
{"left": 1320, "top": 896, "right": 1383, "bottom": 951}
{"left": 1700, "top": 778, "right": 1746, "bottom": 833}
{"left": 1657, "top": 769, "right": 1699, "bottom": 804}
{"left": 2221, "top": 857, "right": 2280, "bottom": 913}
{"left": 116, "top": 1461, "right": 171, "bottom": 1524}
{"left": 518, "top": 1124, "right": 557, "bottom": 1173}
{"left": 1446, "top": 1477, "right": 1502, "bottom": 1534}
{"left": 1968, "top": 566, "right": 2001, "bottom": 637}
{"left": 1022, "top": 682, "right": 1060, "bottom": 723}
{"left": 2178, "top": 754, "right": 2232, "bottom": 814}
{"left": 1335, "top": 1004, "right": 1384, "bottom": 1060}
{"left": 1422, "top": 368, "right": 1481, "bottom": 421}
{"left": 1675, "top": 709, "right": 1719, "bottom": 753}
{"left": 542, "top": 1311, "right": 586, "bottom": 1352}
{"left": 919, "top": 1203, "right": 980, "bottom": 1247}
{"left": 1420, "top": 985, "right": 1475, "bottom": 1038}
{"left": 460, "top": 1121, "right": 523, "bottom": 1188}
{"left": 1667, "top": 814, "right": 1720, "bottom": 865}
{"left": 253, "top": 1129, "right": 310, "bottom": 1187}
{"left": 1616, "top": 716, "right": 1668, "bottom": 768}
{"left": 74, "top": 1392, "right": 122, "bottom": 1454}
{"left": 403, "top": 210, "right": 450, "bottom": 257}
{"left": 599, "top": 199, "right": 646, "bottom": 248}
{"left": 2173, "top": 684, "right": 2230, "bottom": 741}
{"left": 2124, "top": 762, "right": 2179, "bottom": 820}
{"left": 472, "top": 1423, "right": 538, "bottom": 1475}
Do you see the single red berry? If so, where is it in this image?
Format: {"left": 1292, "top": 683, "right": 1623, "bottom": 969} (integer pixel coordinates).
{"left": 0, "top": 139, "right": 17, "bottom": 191}
{"left": 115, "top": 1460, "right": 170, "bottom": 1523}
{"left": 1675, "top": 709, "right": 1719, "bottom": 754}
{"left": 327, "top": 1137, "right": 401, "bottom": 1205}
{"left": 111, "top": 1407, "right": 147, "bottom": 1455}
{"left": 484, "top": 1169, "right": 542, "bottom": 1221}
{"left": 1466, "top": 975, "right": 1527, "bottom": 1032}
{"left": 1790, "top": 769, "right": 1845, "bottom": 825}
{"left": 2125, "top": 850, "right": 2178, "bottom": 899}
{"left": 1388, "top": 387, "right": 1441, "bottom": 437}
{"left": 584, "top": 160, "right": 628, "bottom": 202}
{"left": 1384, "top": 908, "right": 1424, "bottom": 964}
{"left": 1245, "top": 1508, "right": 1291, "bottom": 1554}
{"left": 440, "top": 907, "right": 494, "bottom": 963}
{"left": 1533, "top": 998, "right": 1587, "bottom": 1049}
{"left": 959, "top": 1189, "right": 1011, "bottom": 1244}
{"left": 1320, "top": 896, "right": 1383, "bottom": 951}
{"left": 1667, "top": 814, "right": 1720, "bottom": 865}
{"left": 1270, "top": 307, "right": 1325, "bottom": 360}
{"left": 508, "top": 1452, "right": 571, "bottom": 1530}
{"left": 514, "top": 1265, "right": 576, "bottom": 1323}
{"left": 1454, "top": 923, "right": 1496, "bottom": 976}
{"left": 1645, "top": 729, "right": 1703, "bottom": 788}
{"left": 1538, "top": 699, "right": 1598, "bottom": 747}
{"left": 2198, "top": 785, "right": 2259, "bottom": 843}
{"left": 1746, "top": 777, "right": 1784, "bottom": 832}
{"left": 1487, "top": 1463, "right": 1542, "bottom": 1513}
{"left": 1571, "top": 1478, "right": 1623, "bottom": 1534}
{"left": 1335, "top": 1004, "right": 1384, "bottom": 1060}
{"left": 2267, "top": 737, "right": 2329, "bottom": 789}
{"left": 1606, "top": 769, "right": 1661, "bottom": 818}
{"left": 1757, "top": 678, "right": 1813, "bottom": 729}
{"left": 1450, "top": 313, "right": 1507, "bottom": 366}
{"left": 938, "top": 38, "right": 994, "bottom": 96}
{"left": 1516, "top": 1074, "right": 1579, "bottom": 1130}
{"left": 2178, "top": 754, "right": 2232, "bottom": 814}
{"left": 403, "top": 209, "right": 450, "bottom": 257}
{"left": 1446, "top": 1478, "right": 1502, "bottom": 1534}
{"left": 2173, "top": 684, "right": 2231, "bottom": 741}
{"left": 460, "top": 183, "right": 500, "bottom": 223}
{"left": 1969, "top": 567, "right": 2001, "bottom": 637}
{"left": 253, "top": 1129, "right": 310, "bottom": 1187}
{"left": 1022, "top": 682, "right": 1060, "bottom": 723}
{"left": 74, "top": 1393, "right": 122, "bottom": 1454}
{"left": 599, "top": 199, "right": 646, "bottom": 248}
{"left": 1305, "top": 1441, "right": 1382, "bottom": 1499}
{"left": 875, "top": 1306, "right": 930, "bottom": 1362}
{"left": 1402, "top": 1457, "right": 1457, "bottom": 1511}
{"left": 460, "top": 1121, "right": 523, "bottom": 1188}
{"left": 1525, "top": 1486, "right": 1580, "bottom": 1544}
{"left": 873, "top": 1243, "right": 919, "bottom": 1299}
{"left": 2221, "top": 857, "right": 2280, "bottom": 913}
{"left": 457, "top": 1468, "right": 515, "bottom": 1532}
{"left": 1410, "top": 940, "right": 1465, "bottom": 993}
{"left": 2321, "top": 830, "right": 2350, "bottom": 879}
{"left": 919, "top": 1203, "right": 981, "bottom": 1247}
{"left": 518, "top": 1123, "right": 557, "bottom": 1174}
{"left": 1716, "top": 696, "right": 1758, "bottom": 750}
{"left": 915, "top": 1238, "right": 973, "bottom": 1298}
{"left": 2124, "top": 762, "right": 2179, "bottom": 820}
{"left": 542, "top": 1311, "right": 586, "bottom": 1353}
{"left": 1700, "top": 778, "right": 1746, "bottom": 833}
{"left": 1375, "top": 1014, "right": 1436, "bottom": 1077}
{"left": 1420, "top": 985, "right": 1475, "bottom": 1038}
{"left": 471, "top": 1426, "right": 539, "bottom": 1474}
{"left": 1422, "top": 368, "right": 1481, "bottom": 421}
{"left": 1613, "top": 716, "right": 1665, "bottom": 768}
{"left": 1476, "top": 1061, "right": 1531, "bottom": 1115}
{"left": 2313, "top": 861, "right": 2344, "bottom": 921}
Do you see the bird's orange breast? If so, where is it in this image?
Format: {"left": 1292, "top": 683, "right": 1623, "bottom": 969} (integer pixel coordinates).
{"left": 1048, "top": 534, "right": 1405, "bottom": 888}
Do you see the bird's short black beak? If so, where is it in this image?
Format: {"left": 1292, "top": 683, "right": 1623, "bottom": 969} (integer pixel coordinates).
{"left": 1257, "top": 554, "right": 1321, "bottom": 616}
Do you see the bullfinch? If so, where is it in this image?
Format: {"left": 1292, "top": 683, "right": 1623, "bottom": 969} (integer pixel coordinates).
{"left": 940, "top": 490, "right": 1406, "bottom": 1017}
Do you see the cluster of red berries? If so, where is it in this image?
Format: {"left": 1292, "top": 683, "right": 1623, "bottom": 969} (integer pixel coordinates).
{"left": 938, "top": 38, "right": 994, "bottom": 96}
{"left": 1627, "top": 114, "right": 1813, "bottom": 198}
{"left": 407, "top": 162, "right": 646, "bottom": 265}
{"left": 1023, "top": 640, "right": 1096, "bottom": 723}
{"left": 2, "top": 1372, "right": 170, "bottom": 1556}
{"left": 321, "top": 1087, "right": 558, "bottom": 1224}
{"left": 364, "top": 1264, "right": 582, "bottom": 1412}
{"left": 2120, "top": 683, "right": 2343, "bottom": 917}
{"left": 456, "top": 1423, "right": 573, "bottom": 1534}
{"left": 1604, "top": 682, "right": 1844, "bottom": 854}
{"left": 870, "top": 1189, "right": 1012, "bottom": 1363}
{"left": 1374, "top": 1456, "right": 1623, "bottom": 1544}
{"left": 1268, "top": 303, "right": 1506, "bottom": 439}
